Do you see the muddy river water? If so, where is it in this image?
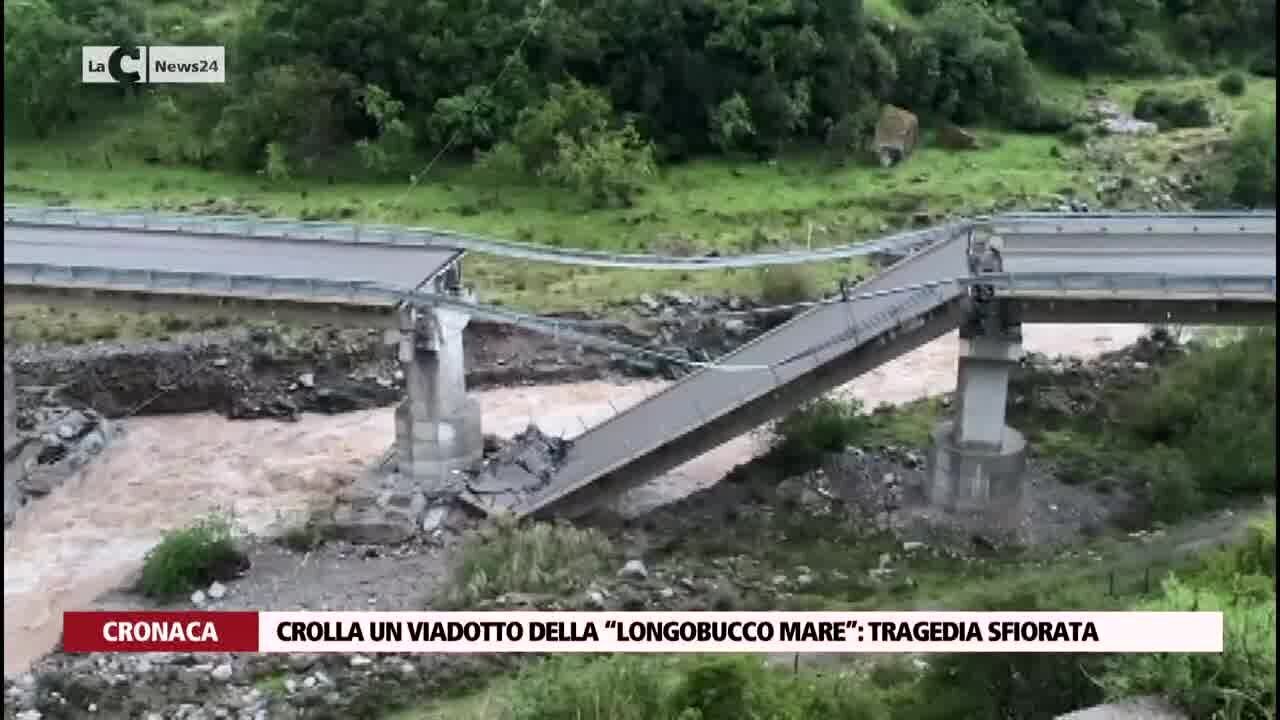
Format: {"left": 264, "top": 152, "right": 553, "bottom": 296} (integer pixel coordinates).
{"left": 3, "top": 324, "right": 1145, "bottom": 674}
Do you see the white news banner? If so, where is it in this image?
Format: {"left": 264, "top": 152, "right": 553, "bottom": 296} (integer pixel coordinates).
{"left": 254, "top": 611, "right": 1224, "bottom": 654}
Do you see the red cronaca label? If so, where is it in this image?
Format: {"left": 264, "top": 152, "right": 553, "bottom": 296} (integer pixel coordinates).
{"left": 63, "top": 611, "right": 259, "bottom": 653}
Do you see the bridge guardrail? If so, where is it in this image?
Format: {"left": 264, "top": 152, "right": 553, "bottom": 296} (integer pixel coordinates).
{"left": 8, "top": 261, "right": 1273, "bottom": 303}
{"left": 991, "top": 210, "right": 1277, "bottom": 220}
{"left": 6, "top": 261, "right": 1275, "bottom": 372}
{"left": 2, "top": 204, "right": 963, "bottom": 270}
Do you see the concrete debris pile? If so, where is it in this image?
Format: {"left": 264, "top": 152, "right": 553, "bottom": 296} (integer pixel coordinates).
{"left": 5, "top": 403, "right": 112, "bottom": 527}
{"left": 462, "top": 425, "right": 572, "bottom": 513}
{"left": 822, "top": 445, "right": 928, "bottom": 527}
{"left": 1011, "top": 329, "right": 1183, "bottom": 423}
{"left": 611, "top": 292, "right": 801, "bottom": 379}
{"left": 322, "top": 470, "right": 470, "bottom": 547}
{"left": 3, "top": 651, "right": 512, "bottom": 720}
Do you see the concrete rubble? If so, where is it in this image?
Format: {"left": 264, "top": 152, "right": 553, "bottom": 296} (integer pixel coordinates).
{"left": 5, "top": 398, "right": 113, "bottom": 528}
{"left": 461, "top": 425, "right": 572, "bottom": 514}
{"left": 3, "top": 651, "right": 514, "bottom": 720}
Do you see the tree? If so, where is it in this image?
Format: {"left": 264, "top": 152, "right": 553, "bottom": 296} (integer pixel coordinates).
{"left": 4, "top": 0, "right": 85, "bottom": 137}
{"left": 1200, "top": 110, "right": 1277, "bottom": 209}
{"left": 894, "top": 0, "right": 1037, "bottom": 125}
{"left": 211, "top": 63, "right": 358, "bottom": 171}
{"left": 1164, "top": 0, "right": 1275, "bottom": 66}
{"left": 1006, "top": 0, "right": 1171, "bottom": 74}
{"left": 355, "top": 84, "right": 416, "bottom": 174}
{"left": 542, "top": 122, "right": 657, "bottom": 208}
{"left": 480, "top": 80, "right": 658, "bottom": 207}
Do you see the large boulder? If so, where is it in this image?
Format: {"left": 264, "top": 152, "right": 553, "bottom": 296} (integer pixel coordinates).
{"left": 873, "top": 105, "right": 919, "bottom": 167}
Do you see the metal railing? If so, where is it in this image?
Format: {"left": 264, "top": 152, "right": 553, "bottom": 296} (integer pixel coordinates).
{"left": 8, "top": 260, "right": 1273, "bottom": 305}
{"left": 6, "top": 258, "right": 1275, "bottom": 376}
{"left": 3, "top": 203, "right": 962, "bottom": 270}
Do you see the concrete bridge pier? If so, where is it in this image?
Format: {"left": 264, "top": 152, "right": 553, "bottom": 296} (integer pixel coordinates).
{"left": 5, "top": 363, "right": 24, "bottom": 526}
{"left": 394, "top": 305, "right": 483, "bottom": 497}
{"left": 927, "top": 324, "right": 1027, "bottom": 513}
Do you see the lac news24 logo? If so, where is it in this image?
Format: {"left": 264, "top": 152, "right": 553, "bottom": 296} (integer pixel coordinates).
{"left": 83, "top": 46, "right": 225, "bottom": 84}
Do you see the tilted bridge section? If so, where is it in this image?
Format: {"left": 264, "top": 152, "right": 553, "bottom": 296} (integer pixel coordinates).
{"left": 4, "top": 206, "right": 1275, "bottom": 518}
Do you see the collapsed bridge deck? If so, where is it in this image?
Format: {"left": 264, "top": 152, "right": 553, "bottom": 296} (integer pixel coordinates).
{"left": 4, "top": 209, "right": 1275, "bottom": 519}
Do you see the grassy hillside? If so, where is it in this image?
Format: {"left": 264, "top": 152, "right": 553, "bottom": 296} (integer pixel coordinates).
{"left": 4, "top": 74, "right": 1273, "bottom": 319}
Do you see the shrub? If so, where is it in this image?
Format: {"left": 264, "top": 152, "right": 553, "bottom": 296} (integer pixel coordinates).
{"left": 541, "top": 123, "right": 657, "bottom": 209}
{"left": 263, "top": 142, "right": 290, "bottom": 183}
{"left": 756, "top": 265, "right": 818, "bottom": 305}
{"left": 278, "top": 518, "right": 334, "bottom": 553}
{"left": 903, "top": 592, "right": 1106, "bottom": 719}
{"left": 1218, "top": 72, "right": 1248, "bottom": 96}
{"left": 506, "top": 656, "right": 670, "bottom": 720}
{"left": 710, "top": 93, "right": 757, "bottom": 153}
{"left": 1201, "top": 109, "right": 1277, "bottom": 208}
{"left": 354, "top": 84, "right": 416, "bottom": 175}
{"left": 1233, "top": 518, "right": 1278, "bottom": 579}
{"left": 1133, "top": 91, "right": 1214, "bottom": 130}
{"left": 669, "top": 656, "right": 887, "bottom": 720}
{"left": 1011, "top": 98, "right": 1078, "bottom": 134}
{"left": 1037, "top": 430, "right": 1111, "bottom": 485}
{"left": 139, "top": 514, "right": 245, "bottom": 599}
{"left": 1133, "top": 445, "right": 1202, "bottom": 522}
{"left": 824, "top": 106, "right": 881, "bottom": 164}
{"left": 771, "top": 398, "right": 872, "bottom": 474}
{"left": 1101, "top": 575, "right": 1276, "bottom": 719}
{"left": 1063, "top": 124, "right": 1092, "bottom": 145}
{"left": 496, "top": 655, "right": 889, "bottom": 720}
{"left": 211, "top": 63, "right": 357, "bottom": 172}
{"left": 442, "top": 517, "right": 614, "bottom": 607}
{"left": 486, "top": 81, "right": 658, "bottom": 207}
{"left": 1123, "top": 329, "right": 1276, "bottom": 499}
{"left": 1193, "top": 517, "right": 1277, "bottom": 591}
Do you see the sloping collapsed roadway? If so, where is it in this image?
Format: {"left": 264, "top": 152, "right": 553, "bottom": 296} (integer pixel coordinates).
{"left": 3, "top": 206, "right": 1275, "bottom": 522}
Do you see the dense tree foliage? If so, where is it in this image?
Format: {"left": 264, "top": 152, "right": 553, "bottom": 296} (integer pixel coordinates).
{"left": 1003, "top": 0, "right": 1275, "bottom": 75}
{"left": 890, "top": 1, "right": 1038, "bottom": 125}
{"left": 4, "top": 0, "right": 83, "bottom": 137}
{"left": 4, "top": 0, "right": 1274, "bottom": 189}
{"left": 1006, "top": 0, "right": 1174, "bottom": 75}
{"left": 1164, "top": 0, "right": 1276, "bottom": 72}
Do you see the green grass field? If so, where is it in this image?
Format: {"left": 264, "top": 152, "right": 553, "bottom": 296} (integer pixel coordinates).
{"left": 3, "top": 73, "right": 1273, "bottom": 337}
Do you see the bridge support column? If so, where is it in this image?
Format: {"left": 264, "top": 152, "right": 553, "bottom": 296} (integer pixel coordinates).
{"left": 5, "top": 363, "right": 24, "bottom": 526}
{"left": 927, "top": 324, "right": 1027, "bottom": 513}
{"left": 394, "top": 306, "right": 483, "bottom": 496}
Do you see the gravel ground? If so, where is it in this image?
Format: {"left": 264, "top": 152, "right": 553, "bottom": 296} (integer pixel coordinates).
{"left": 94, "top": 538, "right": 458, "bottom": 615}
